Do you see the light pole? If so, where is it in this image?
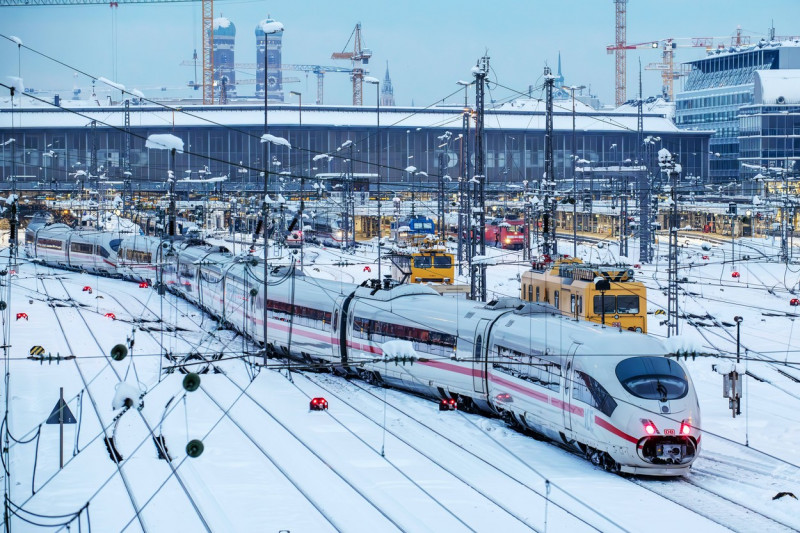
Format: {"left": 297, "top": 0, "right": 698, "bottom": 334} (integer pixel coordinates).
{"left": 563, "top": 85, "right": 585, "bottom": 258}
{"left": 289, "top": 90, "right": 302, "bottom": 126}
{"left": 365, "top": 76, "right": 381, "bottom": 281}
{"left": 261, "top": 18, "right": 283, "bottom": 367}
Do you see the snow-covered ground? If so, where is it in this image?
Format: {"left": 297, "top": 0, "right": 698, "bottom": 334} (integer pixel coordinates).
{"left": 3, "top": 232, "right": 800, "bottom": 532}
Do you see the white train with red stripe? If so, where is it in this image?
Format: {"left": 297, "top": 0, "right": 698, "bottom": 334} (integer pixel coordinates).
{"left": 25, "top": 221, "right": 122, "bottom": 275}
{"left": 28, "top": 229, "right": 701, "bottom": 476}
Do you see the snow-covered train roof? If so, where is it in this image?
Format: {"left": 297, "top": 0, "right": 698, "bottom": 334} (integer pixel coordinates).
{"left": 0, "top": 99, "right": 695, "bottom": 135}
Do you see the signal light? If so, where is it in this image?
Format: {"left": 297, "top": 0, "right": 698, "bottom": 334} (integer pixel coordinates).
{"left": 105, "top": 313, "right": 116, "bottom": 320}
{"left": 641, "top": 419, "right": 658, "bottom": 435}
{"left": 791, "top": 298, "right": 800, "bottom": 307}
{"left": 495, "top": 393, "right": 513, "bottom": 403}
{"left": 309, "top": 397, "right": 328, "bottom": 411}
{"left": 731, "top": 271, "right": 740, "bottom": 278}
{"left": 680, "top": 420, "right": 692, "bottom": 435}
{"left": 139, "top": 281, "right": 149, "bottom": 288}
{"left": 82, "top": 286, "right": 92, "bottom": 293}
{"left": 439, "top": 398, "right": 457, "bottom": 411}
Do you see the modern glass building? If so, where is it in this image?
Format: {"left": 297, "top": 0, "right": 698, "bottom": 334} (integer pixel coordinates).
{"left": 0, "top": 98, "right": 709, "bottom": 191}
{"left": 739, "top": 70, "right": 800, "bottom": 191}
{"left": 675, "top": 41, "right": 800, "bottom": 184}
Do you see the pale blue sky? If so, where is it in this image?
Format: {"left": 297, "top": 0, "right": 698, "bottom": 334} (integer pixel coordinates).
{"left": 2, "top": 0, "right": 799, "bottom": 107}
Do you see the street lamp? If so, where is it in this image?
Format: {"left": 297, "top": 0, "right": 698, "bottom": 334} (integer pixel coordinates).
{"left": 563, "top": 85, "right": 585, "bottom": 258}
{"left": 289, "top": 90, "right": 302, "bottom": 126}
{"left": 365, "top": 76, "right": 381, "bottom": 281}
{"left": 260, "top": 17, "right": 283, "bottom": 367}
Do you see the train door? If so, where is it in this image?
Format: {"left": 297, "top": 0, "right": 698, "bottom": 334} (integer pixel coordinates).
{"left": 334, "top": 292, "right": 356, "bottom": 364}
{"left": 561, "top": 344, "right": 579, "bottom": 431}
{"left": 472, "top": 319, "right": 490, "bottom": 395}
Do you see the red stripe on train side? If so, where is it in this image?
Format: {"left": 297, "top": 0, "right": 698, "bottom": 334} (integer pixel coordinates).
{"left": 594, "top": 415, "right": 638, "bottom": 444}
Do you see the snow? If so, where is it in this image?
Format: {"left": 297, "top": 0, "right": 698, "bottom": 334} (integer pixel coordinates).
{"left": 753, "top": 69, "right": 800, "bottom": 105}
{"left": 404, "top": 165, "right": 417, "bottom": 173}
{"left": 363, "top": 76, "right": 380, "bottom": 84}
{"left": 112, "top": 381, "right": 142, "bottom": 410}
{"left": 7, "top": 76, "right": 24, "bottom": 94}
{"left": 1, "top": 138, "right": 14, "bottom": 146}
{"left": 380, "top": 340, "right": 417, "bottom": 359}
{"left": 9, "top": 35, "right": 22, "bottom": 46}
{"left": 6, "top": 229, "right": 800, "bottom": 532}
{"left": 130, "top": 88, "right": 145, "bottom": 99}
{"left": 97, "top": 76, "right": 125, "bottom": 92}
{"left": 212, "top": 17, "right": 231, "bottom": 30}
{"left": 258, "top": 19, "right": 284, "bottom": 34}
{"left": 145, "top": 133, "right": 185, "bottom": 153}
{"left": 260, "top": 133, "right": 291, "bottom": 149}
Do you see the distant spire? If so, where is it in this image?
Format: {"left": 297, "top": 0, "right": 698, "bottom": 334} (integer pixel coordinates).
{"left": 381, "top": 60, "right": 395, "bottom": 107}
{"left": 555, "top": 51, "right": 565, "bottom": 86}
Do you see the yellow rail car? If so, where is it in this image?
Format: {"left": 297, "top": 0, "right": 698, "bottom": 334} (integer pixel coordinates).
{"left": 388, "top": 240, "right": 455, "bottom": 284}
{"left": 520, "top": 258, "right": 647, "bottom": 333}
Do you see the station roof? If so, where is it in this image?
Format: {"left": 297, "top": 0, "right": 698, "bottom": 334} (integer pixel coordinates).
{"left": 0, "top": 96, "right": 703, "bottom": 136}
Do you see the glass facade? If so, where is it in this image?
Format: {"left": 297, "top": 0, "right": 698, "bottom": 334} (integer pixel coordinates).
{"left": 0, "top": 107, "right": 709, "bottom": 191}
{"left": 739, "top": 104, "right": 800, "bottom": 184}
{"left": 676, "top": 46, "right": 800, "bottom": 184}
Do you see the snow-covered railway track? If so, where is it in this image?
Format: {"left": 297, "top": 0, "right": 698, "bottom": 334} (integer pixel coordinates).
{"left": 300, "top": 372, "right": 618, "bottom": 532}
{"left": 35, "top": 274, "right": 214, "bottom": 532}
{"left": 630, "top": 475, "right": 798, "bottom": 532}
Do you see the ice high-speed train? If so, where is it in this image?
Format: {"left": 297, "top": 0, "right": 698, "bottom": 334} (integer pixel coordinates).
{"left": 25, "top": 221, "right": 701, "bottom": 476}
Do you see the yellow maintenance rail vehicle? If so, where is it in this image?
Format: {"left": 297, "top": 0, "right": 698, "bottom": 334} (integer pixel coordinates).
{"left": 520, "top": 258, "right": 647, "bottom": 333}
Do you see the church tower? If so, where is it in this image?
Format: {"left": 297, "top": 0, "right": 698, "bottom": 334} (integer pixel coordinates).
{"left": 381, "top": 62, "right": 395, "bottom": 107}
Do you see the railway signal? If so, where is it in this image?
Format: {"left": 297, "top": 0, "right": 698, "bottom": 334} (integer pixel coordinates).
{"left": 439, "top": 398, "right": 457, "bottom": 411}
{"left": 16, "top": 312, "right": 28, "bottom": 321}
{"left": 309, "top": 397, "right": 328, "bottom": 411}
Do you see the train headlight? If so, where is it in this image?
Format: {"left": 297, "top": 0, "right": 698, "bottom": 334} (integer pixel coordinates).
{"left": 680, "top": 420, "right": 692, "bottom": 435}
{"left": 641, "top": 419, "right": 658, "bottom": 435}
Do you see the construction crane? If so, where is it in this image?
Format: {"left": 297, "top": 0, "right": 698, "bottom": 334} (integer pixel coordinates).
{"left": 331, "top": 23, "right": 372, "bottom": 106}
{"left": 180, "top": 61, "right": 352, "bottom": 104}
{"left": 2, "top": 0, "right": 218, "bottom": 105}
{"left": 610, "top": 0, "right": 628, "bottom": 107}
{"left": 610, "top": 28, "right": 760, "bottom": 102}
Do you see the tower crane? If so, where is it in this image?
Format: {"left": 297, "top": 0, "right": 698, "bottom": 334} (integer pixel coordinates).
{"left": 2, "top": 0, "right": 218, "bottom": 105}
{"left": 331, "top": 23, "right": 372, "bottom": 106}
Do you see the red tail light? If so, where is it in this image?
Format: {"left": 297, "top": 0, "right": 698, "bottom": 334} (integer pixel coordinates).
{"left": 641, "top": 419, "right": 658, "bottom": 435}
{"left": 680, "top": 420, "right": 692, "bottom": 435}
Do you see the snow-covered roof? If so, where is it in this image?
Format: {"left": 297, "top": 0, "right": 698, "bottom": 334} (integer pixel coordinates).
{"left": 0, "top": 98, "right": 697, "bottom": 135}
{"left": 753, "top": 70, "right": 800, "bottom": 105}
{"left": 699, "top": 38, "right": 800, "bottom": 59}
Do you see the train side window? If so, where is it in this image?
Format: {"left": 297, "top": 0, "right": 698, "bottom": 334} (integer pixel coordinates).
{"left": 333, "top": 310, "right": 339, "bottom": 330}
{"left": 535, "top": 286, "right": 540, "bottom": 302}
{"left": 578, "top": 296, "right": 583, "bottom": 314}
{"left": 413, "top": 256, "right": 432, "bottom": 269}
{"left": 617, "top": 295, "right": 639, "bottom": 314}
{"left": 433, "top": 255, "right": 452, "bottom": 268}
{"left": 573, "top": 370, "right": 617, "bottom": 417}
{"left": 527, "top": 284, "right": 533, "bottom": 302}
{"left": 554, "top": 291, "right": 559, "bottom": 309}
{"left": 474, "top": 335, "right": 482, "bottom": 361}
{"left": 593, "top": 295, "right": 616, "bottom": 314}
{"left": 570, "top": 294, "right": 576, "bottom": 313}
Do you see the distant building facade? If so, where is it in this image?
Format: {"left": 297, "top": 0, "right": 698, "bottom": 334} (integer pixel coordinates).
{"left": 739, "top": 70, "right": 800, "bottom": 189}
{"left": 675, "top": 41, "right": 800, "bottom": 184}
{"left": 0, "top": 100, "right": 709, "bottom": 192}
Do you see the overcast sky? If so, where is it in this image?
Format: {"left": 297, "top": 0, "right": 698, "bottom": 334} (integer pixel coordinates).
{"left": 2, "top": 0, "right": 799, "bottom": 108}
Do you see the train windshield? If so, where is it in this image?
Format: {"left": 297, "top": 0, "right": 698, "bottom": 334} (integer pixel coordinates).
{"left": 615, "top": 357, "right": 688, "bottom": 401}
